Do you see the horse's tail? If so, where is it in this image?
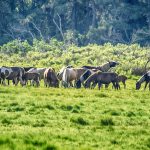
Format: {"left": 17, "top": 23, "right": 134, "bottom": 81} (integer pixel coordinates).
{"left": 62, "top": 68, "right": 68, "bottom": 87}
{"left": 75, "top": 80, "right": 81, "bottom": 88}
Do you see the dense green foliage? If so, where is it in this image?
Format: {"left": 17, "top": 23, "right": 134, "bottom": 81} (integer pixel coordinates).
{"left": 0, "top": 0, "right": 149, "bottom": 45}
{"left": 0, "top": 81, "right": 150, "bottom": 149}
{"left": 0, "top": 39, "right": 150, "bottom": 76}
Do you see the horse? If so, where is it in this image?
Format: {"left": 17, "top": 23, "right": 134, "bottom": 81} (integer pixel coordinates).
{"left": 84, "top": 71, "right": 120, "bottom": 90}
{"left": 62, "top": 68, "right": 87, "bottom": 88}
{"left": 76, "top": 61, "right": 119, "bottom": 88}
{"left": 22, "top": 72, "right": 40, "bottom": 87}
{"left": 76, "top": 69, "right": 98, "bottom": 88}
{"left": 57, "top": 65, "right": 74, "bottom": 86}
{"left": 82, "top": 61, "right": 119, "bottom": 72}
{"left": 44, "top": 68, "right": 59, "bottom": 87}
{"left": 27, "top": 68, "right": 46, "bottom": 80}
{"left": 105, "top": 75, "right": 128, "bottom": 89}
{"left": 6, "top": 67, "right": 25, "bottom": 86}
{"left": 136, "top": 71, "right": 150, "bottom": 90}
{"left": 0, "top": 66, "right": 13, "bottom": 85}
{"left": 57, "top": 65, "right": 73, "bottom": 80}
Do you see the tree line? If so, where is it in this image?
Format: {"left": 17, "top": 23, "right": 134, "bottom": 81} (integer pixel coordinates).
{"left": 0, "top": 0, "right": 150, "bottom": 46}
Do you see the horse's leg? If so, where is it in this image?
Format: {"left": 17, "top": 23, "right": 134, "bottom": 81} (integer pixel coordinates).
{"left": 44, "top": 79, "right": 47, "bottom": 87}
{"left": 122, "top": 81, "right": 125, "bottom": 89}
{"left": 32, "top": 80, "right": 34, "bottom": 86}
{"left": 16, "top": 78, "right": 19, "bottom": 85}
{"left": 36, "top": 80, "right": 39, "bottom": 87}
{"left": 144, "top": 82, "right": 148, "bottom": 90}
{"left": 3, "top": 78, "right": 6, "bottom": 86}
{"left": 98, "top": 82, "right": 102, "bottom": 90}
{"left": 69, "top": 81, "right": 73, "bottom": 87}
{"left": 112, "top": 82, "right": 116, "bottom": 90}
{"left": 7, "top": 80, "right": 9, "bottom": 86}
{"left": 91, "top": 81, "right": 97, "bottom": 89}
{"left": 45, "top": 80, "right": 47, "bottom": 87}
{"left": 37, "top": 80, "right": 40, "bottom": 87}
{"left": 48, "top": 80, "right": 50, "bottom": 87}
{"left": 116, "top": 82, "right": 120, "bottom": 90}
{"left": 14, "top": 78, "right": 18, "bottom": 86}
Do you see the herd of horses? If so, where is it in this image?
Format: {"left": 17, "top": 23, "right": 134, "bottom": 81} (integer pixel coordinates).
{"left": 0, "top": 61, "right": 150, "bottom": 90}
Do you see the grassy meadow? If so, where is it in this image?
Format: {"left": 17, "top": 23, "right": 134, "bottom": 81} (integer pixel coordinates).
{"left": 0, "top": 80, "right": 150, "bottom": 150}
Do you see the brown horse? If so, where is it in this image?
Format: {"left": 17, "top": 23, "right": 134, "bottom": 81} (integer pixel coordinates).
{"left": 84, "top": 71, "right": 120, "bottom": 90}
{"left": 44, "top": 68, "right": 59, "bottom": 87}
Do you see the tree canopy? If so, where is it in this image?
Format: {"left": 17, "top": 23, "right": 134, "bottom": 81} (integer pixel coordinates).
{"left": 0, "top": 0, "right": 150, "bottom": 46}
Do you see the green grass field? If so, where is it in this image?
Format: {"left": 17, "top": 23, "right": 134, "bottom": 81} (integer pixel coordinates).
{"left": 0, "top": 80, "right": 150, "bottom": 150}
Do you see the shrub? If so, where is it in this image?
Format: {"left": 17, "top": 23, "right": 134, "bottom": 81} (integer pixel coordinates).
{"left": 100, "top": 117, "right": 114, "bottom": 126}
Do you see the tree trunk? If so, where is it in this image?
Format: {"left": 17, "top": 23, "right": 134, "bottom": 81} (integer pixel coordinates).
{"left": 91, "top": 0, "right": 96, "bottom": 28}
{"left": 72, "top": 0, "right": 77, "bottom": 30}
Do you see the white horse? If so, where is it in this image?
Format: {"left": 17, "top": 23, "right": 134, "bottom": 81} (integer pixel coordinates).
{"left": 0, "top": 66, "right": 13, "bottom": 85}
{"left": 62, "top": 67, "right": 87, "bottom": 88}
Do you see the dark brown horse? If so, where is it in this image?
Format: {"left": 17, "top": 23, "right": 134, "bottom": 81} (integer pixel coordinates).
{"left": 84, "top": 71, "right": 120, "bottom": 90}
{"left": 44, "top": 68, "right": 59, "bottom": 87}
{"left": 22, "top": 72, "right": 40, "bottom": 87}
{"left": 136, "top": 71, "right": 150, "bottom": 90}
{"left": 118, "top": 75, "right": 127, "bottom": 89}
{"left": 105, "top": 75, "right": 127, "bottom": 89}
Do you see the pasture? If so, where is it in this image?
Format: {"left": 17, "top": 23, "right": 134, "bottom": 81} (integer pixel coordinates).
{"left": 0, "top": 80, "right": 150, "bottom": 150}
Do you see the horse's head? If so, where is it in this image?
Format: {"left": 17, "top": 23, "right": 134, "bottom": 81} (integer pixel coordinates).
{"left": 136, "top": 81, "right": 141, "bottom": 90}
{"left": 84, "top": 81, "right": 90, "bottom": 88}
{"left": 51, "top": 79, "right": 59, "bottom": 88}
{"left": 109, "top": 61, "right": 119, "bottom": 67}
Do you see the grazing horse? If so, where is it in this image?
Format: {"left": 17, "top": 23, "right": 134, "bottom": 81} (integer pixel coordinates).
{"left": 0, "top": 66, "right": 13, "bottom": 85}
{"left": 76, "top": 69, "right": 98, "bottom": 88}
{"left": 27, "top": 68, "right": 46, "bottom": 80}
{"left": 136, "top": 71, "right": 150, "bottom": 90}
{"left": 22, "top": 72, "right": 40, "bottom": 87}
{"left": 82, "top": 61, "right": 119, "bottom": 72}
{"left": 44, "top": 68, "right": 59, "bottom": 87}
{"left": 62, "top": 68, "right": 87, "bottom": 88}
{"left": 76, "top": 61, "right": 119, "bottom": 88}
{"left": 84, "top": 71, "right": 120, "bottom": 90}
